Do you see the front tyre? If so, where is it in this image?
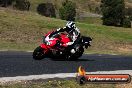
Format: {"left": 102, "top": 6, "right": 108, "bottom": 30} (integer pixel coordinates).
{"left": 33, "top": 46, "right": 44, "bottom": 60}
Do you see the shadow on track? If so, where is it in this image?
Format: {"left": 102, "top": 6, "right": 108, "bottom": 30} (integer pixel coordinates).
{"left": 50, "top": 58, "right": 95, "bottom": 61}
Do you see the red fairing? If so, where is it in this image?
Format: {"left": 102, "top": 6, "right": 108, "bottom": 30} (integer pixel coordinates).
{"left": 48, "top": 38, "right": 58, "bottom": 47}
{"left": 40, "top": 44, "right": 47, "bottom": 49}
{"left": 60, "top": 33, "right": 70, "bottom": 47}
{"left": 40, "top": 31, "right": 71, "bottom": 52}
{"left": 60, "top": 33, "right": 70, "bottom": 44}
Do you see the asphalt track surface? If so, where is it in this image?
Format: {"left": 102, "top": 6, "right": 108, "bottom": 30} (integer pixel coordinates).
{"left": 0, "top": 51, "right": 132, "bottom": 77}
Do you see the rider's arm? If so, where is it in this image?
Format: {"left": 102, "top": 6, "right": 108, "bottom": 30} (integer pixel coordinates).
{"left": 75, "top": 27, "right": 80, "bottom": 36}
{"left": 56, "top": 27, "right": 67, "bottom": 32}
{"left": 48, "top": 28, "right": 63, "bottom": 38}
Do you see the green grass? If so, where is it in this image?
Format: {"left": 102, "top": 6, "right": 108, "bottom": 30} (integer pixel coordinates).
{"left": 0, "top": 8, "right": 132, "bottom": 55}
{"left": 1, "top": 79, "right": 132, "bottom": 88}
{"left": 0, "top": 79, "right": 115, "bottom": 88}
{"left": 77, "top": 17, "right": 102, "bottom": 24}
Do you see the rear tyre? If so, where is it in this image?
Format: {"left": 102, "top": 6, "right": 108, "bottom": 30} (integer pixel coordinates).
{"left": 65, "top": 54, "right": 71, "bottom": 61}
{"left": 33, "top": 46, "right": 44, "bottom": 60}
{"left": 71, "top": 47, "right": 84, "bottom": 60}
{"left": 77, "top": 47, "right": 84, "bottom": 58}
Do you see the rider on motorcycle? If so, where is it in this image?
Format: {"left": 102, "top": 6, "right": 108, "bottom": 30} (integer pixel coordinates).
{"left": 50, "top": 21, "right": 80, "bottom": 47}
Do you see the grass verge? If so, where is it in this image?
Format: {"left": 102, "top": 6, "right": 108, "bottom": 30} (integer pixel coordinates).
{"left": 0, "top": 79, "right": 116, "bottom": 88}
{"left": 0, "top": 8, "right": 132, "bottom": 55}
{"left": 1, "top": 78, "right": 132, "bottom": 88}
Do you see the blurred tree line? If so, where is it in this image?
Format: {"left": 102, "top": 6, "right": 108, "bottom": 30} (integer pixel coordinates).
{"left": 37, "top": 3, "right": 56, "bottom": 18}
{"left": 37, "top": 0, "right": 76, "bottom": 21}
{"left": 101, "top": 0, "right": 131, "bottom": 28}
{"left": 0, "top": 0, "right": 131, "bottom": 27}
{"left": 0, "top": 0, "right": 76, "bottom": 21}
{"left": 0, "top": 0, "right": 30, "bottom": 10}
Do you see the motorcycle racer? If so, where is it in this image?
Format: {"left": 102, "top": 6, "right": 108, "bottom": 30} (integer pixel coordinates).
{"left": 46, "top": 21, "right": 80, "bottom": 48}
{"left": 33, "top": 21, "right": 92, "bottom": 60}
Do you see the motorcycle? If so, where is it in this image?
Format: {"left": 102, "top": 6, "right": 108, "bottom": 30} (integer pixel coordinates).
{"left": 33, "top": 30, "right": 92, "bottom": 60}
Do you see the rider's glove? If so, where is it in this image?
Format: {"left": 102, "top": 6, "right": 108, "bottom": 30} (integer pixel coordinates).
{"left": 66, "top": 42, "right": 74, "bottom": 46}
{"left": 56, "top": 28, "right": 61, "bottom": 31}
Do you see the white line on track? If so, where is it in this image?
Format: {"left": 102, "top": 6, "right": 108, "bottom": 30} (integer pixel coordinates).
{"left": 0, "top": 70, "right": 132, "bottom": 84}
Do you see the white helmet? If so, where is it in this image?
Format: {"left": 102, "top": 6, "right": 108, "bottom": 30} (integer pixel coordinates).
{"left": 66, "top": 21, "right": 76, "bottom": 29}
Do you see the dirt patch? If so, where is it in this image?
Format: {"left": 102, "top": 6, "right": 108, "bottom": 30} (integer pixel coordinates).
{"left": 116, "top": 80, "right": 132, "bottom": 88}
{"left": 116, "top": 76, "right": 132, "bottom": 88}
{"left": 118, "top": 45, "right": 132, "bottom": 52}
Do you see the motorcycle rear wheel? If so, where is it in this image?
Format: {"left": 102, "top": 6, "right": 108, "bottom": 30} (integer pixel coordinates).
{"left": 71, "top": 47, "right": 84, "bottom": 60}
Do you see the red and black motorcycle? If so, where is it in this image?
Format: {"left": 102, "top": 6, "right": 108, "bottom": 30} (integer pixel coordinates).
{"left": 33, "top": 30, "right": 92, "bottom": 60}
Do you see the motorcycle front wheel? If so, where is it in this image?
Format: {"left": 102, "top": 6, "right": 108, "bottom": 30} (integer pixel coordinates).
{"left": 33, "top": 46, "right": 45, "bottom": 60}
